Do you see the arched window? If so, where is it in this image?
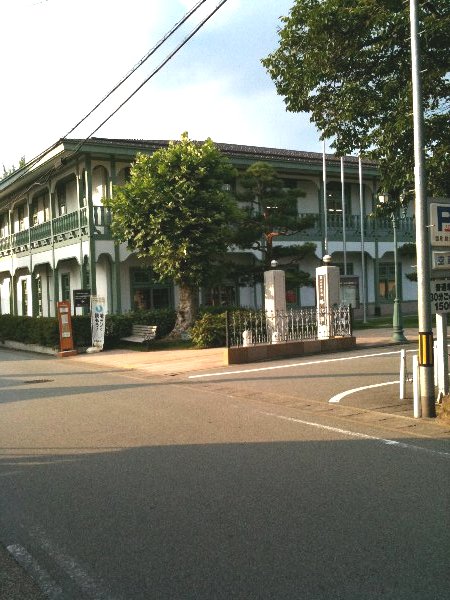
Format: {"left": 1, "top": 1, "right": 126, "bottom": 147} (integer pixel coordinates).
{"left": 116, "top": 167, "right": 131, "bottom": 186}
{"left": 92, "top": 166, "right": 108, "bottom": 204}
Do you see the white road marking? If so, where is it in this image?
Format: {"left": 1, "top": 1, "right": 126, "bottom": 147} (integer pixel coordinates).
{"left": 329, "top": 380, "right": 400, "bottom": 403}
{"left": 188, "top": 349, "right": 405, "bottom": 379}
{"left": 259, "top": 411, "right": 450, "bottom": 459}
{"left": 27, "top": 525, "right": 118, "bottom": 600}
{"left": 7, "top": 544, "right": 63, "bottom": 599}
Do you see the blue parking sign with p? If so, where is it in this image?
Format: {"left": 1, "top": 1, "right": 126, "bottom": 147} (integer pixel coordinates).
{"left": 431, "top": 203, "right": 450, "bottom": 247}
{"left": 437, "top": 206, "right": 450, "bottom": 233}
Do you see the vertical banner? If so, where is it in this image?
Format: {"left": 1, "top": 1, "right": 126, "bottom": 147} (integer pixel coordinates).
{"left": 91, "top": 295, "right": 106, "bottom": 350}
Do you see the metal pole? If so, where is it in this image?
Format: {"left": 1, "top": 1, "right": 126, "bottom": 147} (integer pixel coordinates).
{"left": 322, "top": 139, "right": 328, "bottom": 256}
{"left": 392, "top": 212, "right": 407, "bottom": 342}
{"left": 359, "top": 156, "right": 367, "bottom": 322}
{"left": 410, "top": 0, "right": 435, "bottom": 417}
{"left": 341, "top": 157, "right": 347, "bottom": 275}
{"left": 399, "top": 348, "right": 406, "bottom": 400}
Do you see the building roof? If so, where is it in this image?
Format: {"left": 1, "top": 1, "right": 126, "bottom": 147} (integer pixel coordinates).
{"left": 0, "top": 136, "right": 378, "bottom": 203}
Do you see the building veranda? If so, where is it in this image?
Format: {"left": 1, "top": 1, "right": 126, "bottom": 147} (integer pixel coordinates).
{"left": 0, "top": 137, "right": 418, "bottom": 318}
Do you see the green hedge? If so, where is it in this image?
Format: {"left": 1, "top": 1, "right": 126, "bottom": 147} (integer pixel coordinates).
{"left": 0, "top": 308, "right": 177, "bottom": 350}
{"left": 0, "top": 315, "right": 60, "bottom": 348}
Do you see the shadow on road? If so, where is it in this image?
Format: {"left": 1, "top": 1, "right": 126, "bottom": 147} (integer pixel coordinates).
{"left": 0, "top": 439, "right": 449, "bottom": 599}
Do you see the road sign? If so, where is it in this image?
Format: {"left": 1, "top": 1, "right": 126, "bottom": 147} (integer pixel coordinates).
{"left": 430, "top": 279, "right": 450, "bottom": 313}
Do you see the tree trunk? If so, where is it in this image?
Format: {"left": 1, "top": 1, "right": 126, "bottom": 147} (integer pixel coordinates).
{"left": 170, "top": 282, "right": 199, "bottom": 337}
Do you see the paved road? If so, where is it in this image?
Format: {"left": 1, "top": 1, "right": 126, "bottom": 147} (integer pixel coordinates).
{"left": 1, "top": 347, "right": 449, "bottom": 599}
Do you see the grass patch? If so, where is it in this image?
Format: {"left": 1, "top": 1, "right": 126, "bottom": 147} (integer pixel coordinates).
{"left": 353, "top": 315, "right": 419, "bottom": 330}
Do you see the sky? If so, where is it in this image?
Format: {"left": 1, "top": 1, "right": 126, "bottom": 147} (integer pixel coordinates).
{"left": 0, "top": 0, "right": 324, "bottom": 171}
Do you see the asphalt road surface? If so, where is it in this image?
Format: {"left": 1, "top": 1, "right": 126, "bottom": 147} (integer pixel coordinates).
{"left": 1, "top": 347, "right": 449, "bottom": 599}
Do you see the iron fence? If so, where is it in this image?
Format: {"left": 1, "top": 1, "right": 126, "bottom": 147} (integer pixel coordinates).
{"left": 226, "top": 305, "right": 352, "bottom": 348}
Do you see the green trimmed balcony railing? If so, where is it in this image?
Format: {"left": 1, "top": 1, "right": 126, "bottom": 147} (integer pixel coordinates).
{"left": 0, "top": 210, "right": 416, "bottom": 257}
{"left": 287, "top": 213, "right": 416, "bottom": 242}
{"left": 0, "top": 207, "right": 112, "bottom": 255}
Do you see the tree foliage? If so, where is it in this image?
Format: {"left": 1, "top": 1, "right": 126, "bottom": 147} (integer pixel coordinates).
{"left": 2, "top": 156, "right": 26, "bottom": 180}
{"left": 104, "top": 133, "right": 240, "bottom": 333}
{"left": 262, "top": 0, "right": 450, "bottom": 202}
{"left": 233, "top": 162, "right": 317, "bottom": 287}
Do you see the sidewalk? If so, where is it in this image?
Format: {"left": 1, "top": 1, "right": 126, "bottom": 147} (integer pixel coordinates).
{"left": 68, "top": 326, "right": 419, "bottom": 377}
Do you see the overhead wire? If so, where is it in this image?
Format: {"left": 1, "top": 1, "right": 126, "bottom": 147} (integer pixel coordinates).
{"left": 71, "top": 0, "right": 230, "bottom": 155}
{"left": 4, "top": 0, "right": 227, "bottom": 200}
{"left": 63, "top": 0, "right": 210, "bottom": 138}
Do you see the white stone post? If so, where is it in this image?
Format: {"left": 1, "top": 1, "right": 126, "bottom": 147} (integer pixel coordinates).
{"left": 436, "top": 312, "right": 449, "bottom": 399}
{"left": 316, "top": 263, "right": 340, "bottom": 339}
{"left": 264, "top": 268, "right": 286, "bottom": 344}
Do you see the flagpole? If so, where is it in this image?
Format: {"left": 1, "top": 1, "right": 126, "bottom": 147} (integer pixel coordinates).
{"left": 322, "top": 139, "right": 328, "bottom": 257}
{"left": 359, "top": 155, "right": 367, "bottom": 322}
{"left": 341, "top": 156, "right": 347, "bottom": 275}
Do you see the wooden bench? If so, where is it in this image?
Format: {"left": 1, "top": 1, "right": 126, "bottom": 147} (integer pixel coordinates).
{"left": 121, "top": 324, "right": 157, "bottom": 344}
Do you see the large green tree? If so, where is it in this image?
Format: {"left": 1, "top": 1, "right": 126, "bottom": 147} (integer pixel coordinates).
{"left": 262, "top": 0, "right": 449, "bottom": 204}
{"left": 105, "top": 133, "right": 240, "bottom": 334}
{"left": 233, "top": 162, "right": 316, "bottom": 289}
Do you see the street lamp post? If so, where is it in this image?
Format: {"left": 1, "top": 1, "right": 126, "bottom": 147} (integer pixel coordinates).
{"left": 379, "top": 194, "right": 407, "bottom": 343}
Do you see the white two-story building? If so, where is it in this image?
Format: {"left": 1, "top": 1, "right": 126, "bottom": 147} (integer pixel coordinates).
{"left": 0, "top": 137, "right": 417, "bottom": 318}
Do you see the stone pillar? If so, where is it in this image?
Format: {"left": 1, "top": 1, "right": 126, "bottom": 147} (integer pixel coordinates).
{"left": 264, "top": 268, "right": 286, "bottom": 343}
{"left": 316, "top": 264, "right": 340, "bottom": 339}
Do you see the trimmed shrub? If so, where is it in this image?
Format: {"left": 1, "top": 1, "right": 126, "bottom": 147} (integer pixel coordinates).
{"left": 0, "top": 315, "right": 59, "bottom": 348}
{"left": 191, "top": 312, "right": 227, "bottom": 348}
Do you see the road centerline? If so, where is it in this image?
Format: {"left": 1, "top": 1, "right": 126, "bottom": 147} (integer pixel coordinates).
{"left": 188, "top": 349, "right": 406, "bottom": 379}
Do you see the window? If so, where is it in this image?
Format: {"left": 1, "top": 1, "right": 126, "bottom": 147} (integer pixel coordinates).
{"left": 131, "top": 268, "right": 172, "bottom": 310}
{"left": 79, "top": 171, "right": 87, "bottom": 207}
{"left": 17, "top": 205, "right": 25, "bottom": 231}
{"left": 0, "top": 213, "right": 7, "bottom": 237}
{"left": 204, "top": 285, "right": 237, "bottom": 307}
{"left": 285, "top": 268, "right": 303, "bottom": 307}
{"left": 31, "top": 198, "right": 39, "bottom": 226}
{"left": 117, "top": 167, "right": 131, "bottom": 186}
{"left": 282, "top": 178, "right": 298, "bottom": 190}
{"left": 61, "top": 273, "right": 70, "bottom": 302}
{"left": 326, "top": 182, "right": 351, "bottom": 215}
{"left": 379, "top": 263, "right": 401, "bottom": 301}
{"left": 92, "top": 166, "right": 108, "bottom": 202}
{"left": 36, "top": 276, "right": 43, "bottom": 317}
{"left": 41, "top": 193, "right": 50, "bottom": 221}
{"left": 335, "top": 263, "right": 354, "bottom": 276}
{"left": 56, "top": 183, "right": 66, "bottom": 216}
{"left": 21, "top": 279, "right": 28, "bottom": 316}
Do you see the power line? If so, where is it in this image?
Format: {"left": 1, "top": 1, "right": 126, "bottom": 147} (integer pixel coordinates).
{"left": 71, "top": 0, "right": 230, "bottom": 155}
{"left": 63, "top": 0, "right": 210, "bottom": 138}
{"left": 3, "top": 0, "right": 224, "bottom": 196}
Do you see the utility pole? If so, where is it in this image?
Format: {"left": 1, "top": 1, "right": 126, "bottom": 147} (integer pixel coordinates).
{"left": 410, "top": 0, "right": 435, "bottom": 417}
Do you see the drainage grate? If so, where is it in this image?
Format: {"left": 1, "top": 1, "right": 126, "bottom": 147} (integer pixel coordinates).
{"left": 24, "top": 379, "right": 54, "bottom": 384}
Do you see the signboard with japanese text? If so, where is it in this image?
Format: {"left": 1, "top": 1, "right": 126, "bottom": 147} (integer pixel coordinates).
{"left": 430, "top": 279, "right": 450, "bottom": 313}
{"left": 73, "top": 289, "right": 91, "bottom": 308}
